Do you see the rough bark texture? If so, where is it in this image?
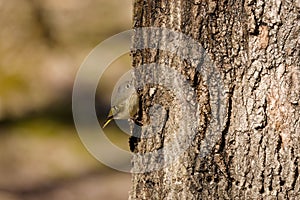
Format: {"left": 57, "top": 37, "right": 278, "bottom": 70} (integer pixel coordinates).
{"left": 130, "top": 0, "right": 300, "bottom": 199}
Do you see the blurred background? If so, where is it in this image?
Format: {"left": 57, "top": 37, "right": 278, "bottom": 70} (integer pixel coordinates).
{"left": 0, "top": 0, "right": 133, "bottom": 199}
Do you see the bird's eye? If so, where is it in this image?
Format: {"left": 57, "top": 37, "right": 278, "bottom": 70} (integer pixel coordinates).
{"left": 113, "top": 106, "right": 118, "bottom": 111}
{"left": 126, "top": 83, "right": 131, "bottom": 89}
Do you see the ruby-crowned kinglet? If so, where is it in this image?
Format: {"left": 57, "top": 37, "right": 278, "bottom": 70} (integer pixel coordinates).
{"left": 103, "top": 79, "right": 139, "bottom": 128}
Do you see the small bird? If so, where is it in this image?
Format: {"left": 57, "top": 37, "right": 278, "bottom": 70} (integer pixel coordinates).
{"left": 103, "top": 80, "right": 139, "bottom": 128}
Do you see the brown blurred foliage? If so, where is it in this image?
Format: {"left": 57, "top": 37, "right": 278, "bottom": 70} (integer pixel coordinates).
{"left": 0, "top": 0, "right": 132, "bottom": 199}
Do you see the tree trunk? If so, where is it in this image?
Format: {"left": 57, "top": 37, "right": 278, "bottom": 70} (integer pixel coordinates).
{"left": 129, "top": 0, "right": 300, "bottom": 199}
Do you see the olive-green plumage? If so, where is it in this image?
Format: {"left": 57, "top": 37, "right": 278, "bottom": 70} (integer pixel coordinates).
{"left": 102, "top": 80, "right": 139, "bottom": 128}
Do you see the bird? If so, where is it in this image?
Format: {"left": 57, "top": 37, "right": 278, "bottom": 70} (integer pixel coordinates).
{"left": 103, "top": 80, "right": 139, "bottom": 128}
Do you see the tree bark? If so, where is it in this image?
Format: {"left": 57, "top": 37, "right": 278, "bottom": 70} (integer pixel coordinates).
{"left": 130, "top": 0, "right": 300, "bottom": 199}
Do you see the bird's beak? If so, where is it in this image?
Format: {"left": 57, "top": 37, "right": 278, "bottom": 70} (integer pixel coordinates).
{"left": 102, "top": 109, "right": 114, "bottom": 128}
{"left": 103, "top": 114, "right": 113, "bottom": 128}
